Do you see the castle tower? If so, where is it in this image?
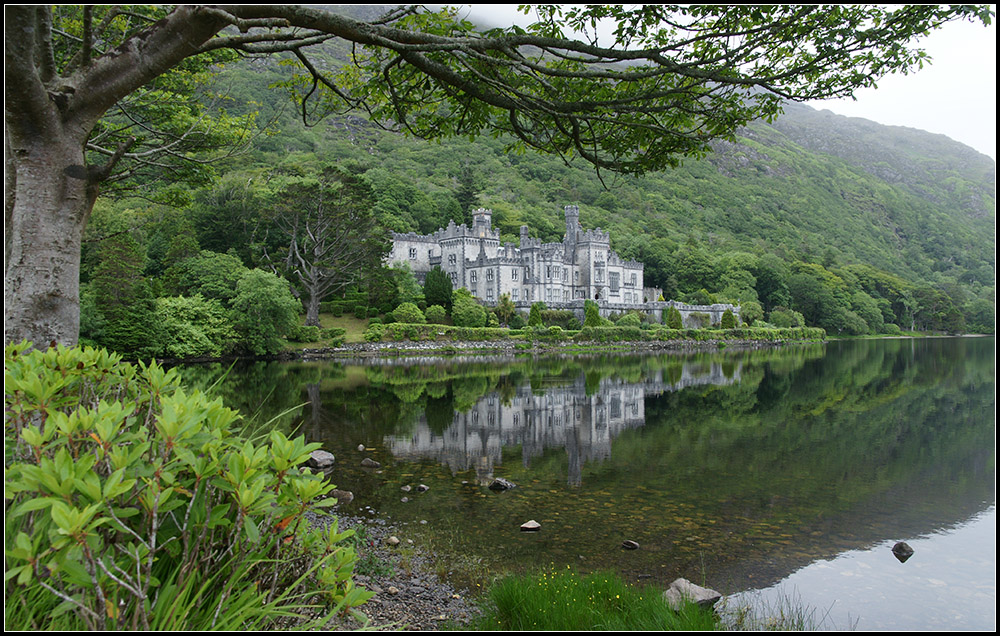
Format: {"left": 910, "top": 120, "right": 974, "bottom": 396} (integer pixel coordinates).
{"left": 472, "top": 207, "right": 492, "bottom": 237}
{"left": 563, "top": 205, "right": 580, "bottom": 260}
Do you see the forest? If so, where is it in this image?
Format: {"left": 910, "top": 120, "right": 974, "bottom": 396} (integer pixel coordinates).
{"left": 72, "top": 9, "right": 996, "bottom": 359}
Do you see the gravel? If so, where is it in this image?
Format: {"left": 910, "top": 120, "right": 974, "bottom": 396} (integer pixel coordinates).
{"left": 307, "top": 511, "right": 483, "bottom": 631}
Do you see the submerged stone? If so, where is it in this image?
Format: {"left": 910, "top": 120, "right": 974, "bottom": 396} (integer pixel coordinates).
{"left": 361, "top": 457, "right": 381, "bottom": 468}
{"left": 488, "top": 477, "right": 517, "bottom": 491}
{"left": 520, "top": 520, "right": 541, "bottom": 532}
{"left": 622, "top": 540, "right": 640, "bottom": 550}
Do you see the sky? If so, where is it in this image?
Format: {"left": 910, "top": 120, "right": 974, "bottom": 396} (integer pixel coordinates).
{"left": 451, "top": 5, "right": 997, "bottom": 160}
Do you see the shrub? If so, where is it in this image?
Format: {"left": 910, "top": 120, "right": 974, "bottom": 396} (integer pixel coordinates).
{"left": 323, "top": 327, "right": 347, "bottom": 347}
{"left": 230, "top": 270, "right": 301, "bottom": 356}
{"left": 155, "top": 294, "right": 236, "bottom": 358}
{"left": 353, "top": 305, "right": 367, "bottom": 320}
{"left": 452, "top": 289, "right": 487, "bottom": 328}
{"left": 528, "top": 302, "right": 545, "bottom": 327}
{"left": 3, "top": 342, "right": 372, "bottom": 630}
{"left": 882, "top": 323, "right": 902, "bottom": 335}
{"left": 584, "top": 300, "right": 604, "bottom": 327}
{"left": 721, "top": 308, "right": 736, "bottom": 329}
{"left": 392, "top": 302, "right": 426, "bottom": 324}
{"left": 424, "top": 304, "right": 448, "bottom": 324}
{"left": 665, "top": 306, "right": 683, "bottom": 329}
{"left": 363, "top": 323, "right": 386, "bottom": 342}
{"left": 288, "top": 324, "right": 324, "bottom": 343}
{"left": 616, "top": 312, "right": 642, "bottom": 328}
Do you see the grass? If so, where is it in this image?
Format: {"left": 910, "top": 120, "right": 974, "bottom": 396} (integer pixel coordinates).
{"left": 467, "top": 566, "right": 721, "bottom": 631}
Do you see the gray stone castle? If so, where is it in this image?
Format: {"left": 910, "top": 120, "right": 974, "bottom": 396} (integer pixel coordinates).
{"left": 389, "top": 205, "right": 739, "bottom": 325}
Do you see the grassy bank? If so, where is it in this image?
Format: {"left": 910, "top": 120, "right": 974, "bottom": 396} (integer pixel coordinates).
{"left": 467, "top": 566, "right": 719, "bottom": 631}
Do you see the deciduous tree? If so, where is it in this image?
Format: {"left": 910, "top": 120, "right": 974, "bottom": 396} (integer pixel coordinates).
{"left": 5, "top": 4, "right": 991, "bottom": 345}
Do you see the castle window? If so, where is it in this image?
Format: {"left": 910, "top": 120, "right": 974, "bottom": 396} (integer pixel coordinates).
{"left": 487, "top": 288, "right": 494, "bottom": 301}
{"left": 512, "top": 289, "right": 519, "bottom": 300}
{"left": 610, "top": 272, "right": 620, "bottom": 292}
{"left": 511, "top": 269, "right": 519, "bottom": 281}
{"left": 470, "top": 271, "right": 478, "bottom": 283}
{"left": 486, "top": 269, "right": 494, "bottom": 281}
{"left": 449, "top": 254, "right": 456, "bottom": 265}
{"left": 546, "top": 266, "right": 552, "bottom": 279}
{"left": 630, "top": 273, "right": 637, "bottom": 287}
{"left": 409, "top": 247, "right": 417, "bottom": 259}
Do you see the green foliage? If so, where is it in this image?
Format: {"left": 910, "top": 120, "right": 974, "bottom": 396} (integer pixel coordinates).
{"left": 584, "top": 300, "right": 605, "bottom": 328}
{"left": 665, "top": 306, "right": 684, "bottom": 329}
{"left": 90, "top": 231, "right": 163, "bottom": 358}
{"left": 471, "top": 566, "right": 718, "bottom": 631}
{"left": 392, "top": 302, "right": 426, "bottom": 324}
{"left": 495, "top": 293, "right": 517, "bottom": 326}
{"left": 423, "top": 266, "right": 454, "bottom": 313}
{"left": 230, "top": 270, "right": 301, "bottom": 355}
{"left": 452, "top": 289, "right": 487, "bottom": 328}
{"left": 166, "top": 250, "right": 250, "bottom": 306}
{"left": 769, "top": 307, "right": 805, "bottom": 328}
{"left": 528, "top": 302, "right": 546, "bottom": 327}
{"left": 424, "top": 304, "right": 448, "bottom": 324}
{"left": 156, "top": 295, "right": 236, "bottom": 358}
{"left": 721, "top": 308, "right": 737, "bottom": 329}
{"left": 616, "top": 313, "right": 643, "bottom": 328}
{"left": 3, "top": 342, "right": 372, "bottom": 630}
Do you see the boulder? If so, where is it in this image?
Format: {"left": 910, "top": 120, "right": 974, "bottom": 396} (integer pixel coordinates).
{"left": 520, "top": 520, "right": 541, "bottom": 532}
{"left": 488, "top": 477, "right": 517, "bottom": 491}
{"left": 892, "top": 541, "right": 915, "bottom": 563}
{"left": 361, "top": 457, "right": 381, "bottom": 468}
{"left": 306, "top": 449, "right": 335, "bottom": 469}
{"left": 663, "top": 578, "right": 721, "bottom": 611}
{"left": 416, "top": 484, "right": 430, "bottom": 492}
{"left": 357, "top": 444, "right": 366, "bottom": 452}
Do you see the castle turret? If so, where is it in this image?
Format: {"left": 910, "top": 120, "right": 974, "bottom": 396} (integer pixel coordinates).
{"left": 564, "top": 205, "right": 580, "bottom": 262}
{"left": 472, "top": 207, "right": 492, "bottom": 237}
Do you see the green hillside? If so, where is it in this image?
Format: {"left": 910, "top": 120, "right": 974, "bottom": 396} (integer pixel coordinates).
{"left": 79, "top": 20, "right": 996, "bottom": 355}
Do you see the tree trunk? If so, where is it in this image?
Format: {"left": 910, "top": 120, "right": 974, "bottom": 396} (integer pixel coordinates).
{"left": 5, "top": 136, "right": 96, "bottom": 346}
{"left": 305, "top": 289, "right": 322, "bottom": 327}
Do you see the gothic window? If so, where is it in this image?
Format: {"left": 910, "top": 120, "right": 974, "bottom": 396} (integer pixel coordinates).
{"left": 470, "top": 271, "right": 478, "bottom": 283}
{"left": 630, "top": 273, "right": 637, "bottom": 287}
{"left": 449, "top": 254, "right": 457, "bottom": 265}
{"left": 409, "top": 247, "right": 417, "bottom": 259}
{"left": 512, "top": 289, "right": 519, "bottom": 300}
{"left": 486, "top": 269, "right": 494, "bottom": 281}
{"left": 546, "top": 266, "right": 552, "bottom": 279}
{"left": 511, "top": 269, "right": 519, "bottom": 280}
{"left": 610, "top": 272, "right": 620, "bottom": 292}
{"left": 487, "top": 288, "right": 494, "bottom": 301}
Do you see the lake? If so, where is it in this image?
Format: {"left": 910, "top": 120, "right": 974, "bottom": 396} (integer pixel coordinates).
{"left": 179, "top": 337, "right": 995, "bottom": 630}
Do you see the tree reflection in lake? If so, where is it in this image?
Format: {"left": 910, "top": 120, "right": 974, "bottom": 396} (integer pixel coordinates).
{"left": 178, "top": 338, "right": 995, "bottom": 630}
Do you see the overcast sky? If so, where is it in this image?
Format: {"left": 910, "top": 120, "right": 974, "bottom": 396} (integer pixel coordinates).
{"left": 451, "top": 5, "right": 997, "bottom": 160}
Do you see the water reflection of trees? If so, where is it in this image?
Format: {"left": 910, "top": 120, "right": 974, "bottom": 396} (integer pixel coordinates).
{"left": 176, "top": 340, "right": 993, "bottom": 593}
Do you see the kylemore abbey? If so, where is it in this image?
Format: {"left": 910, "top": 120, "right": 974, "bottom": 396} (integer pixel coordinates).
{"left": 389, "top": 205, "right": 740, "bottom": 326}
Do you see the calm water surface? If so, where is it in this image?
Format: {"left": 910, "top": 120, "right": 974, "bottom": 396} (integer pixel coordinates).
{"left": 181, "top": 337, "right": 995, "bottom": 630}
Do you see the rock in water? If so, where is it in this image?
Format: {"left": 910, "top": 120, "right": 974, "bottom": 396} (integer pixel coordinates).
{"left": 663, "top": 578, "right": 722, "bottom": 610}
{"left": 622, "top": 540, "right": 640, "bottom": 550}
{"left": 361, "top": 457, "right": 381, "bottom": 468}
{"left": 330, "top": 489, "right": 354, "bottom": 506}
{"left": 306, "top": 449, "right": 335, "bottom": 469}
{"left": 892, "top": 541, "right": 915, "bottom": 563}
{"left": 488, "top": 477, "right": 517, "bottom": 491}
{"left": 520, "top": 520, "right": 541, "bottom": 532}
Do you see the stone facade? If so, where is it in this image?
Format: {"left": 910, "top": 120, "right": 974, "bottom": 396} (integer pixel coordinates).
{"left": 388, "top": 205, "right": 740, "bottom": 325}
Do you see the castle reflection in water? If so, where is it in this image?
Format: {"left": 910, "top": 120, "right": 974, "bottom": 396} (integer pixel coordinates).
{"left": 385, "top": 360, "right": 740, "bottom": 486}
